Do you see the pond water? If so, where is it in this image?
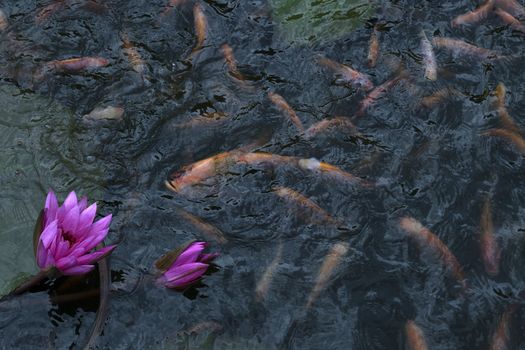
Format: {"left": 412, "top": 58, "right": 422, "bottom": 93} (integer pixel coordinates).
{"left": 1, "top": 0, "right": 525, "bottom": 349}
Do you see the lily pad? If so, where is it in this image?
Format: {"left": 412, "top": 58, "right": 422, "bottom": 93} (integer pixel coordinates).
{"left": 270, "top": 0, "right": 374, "bottom": 44}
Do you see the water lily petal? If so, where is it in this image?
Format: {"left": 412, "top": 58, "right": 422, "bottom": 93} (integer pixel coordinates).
{"left": 174, "top": 242, "right": 206, "bottom": 266}
{"left": 76, "top": 245, "right": 116, "bottom": 265}
{"left": 164, "top": 262, "right": 208, "bottom": 288}
{"left": 63, "top": 191, "right": 78, "bottom": 211}
{"left": 40, "top": 220, "right": 58, "bottom": 249}
{"left": 45, "top": 191, "right": 58, "bottom": 222}
{"left": 61, "top": 264, "right": 95, "bottom": 276}
{"left": 89, "top": 214, "right": 112, "bottom": 236}
{"left": 76, "top": 227, "right": 109, "bottom": 252}
{"left": 56, "top": 255, "right": 78, "bottom": 271}
{"left": 36, "top": 241, "right": 53, "bottom": 269}
{"left": 78, "top": 197, "right": 88, "bottom": 212}
{"left": 78, "top": 203, "right": 97, "bottom": 232}
{"left": 199, "top": 253, "right": 219, "bottom": 264}
{"left": 61, "top": 205, "right": 80, "bottom": 235}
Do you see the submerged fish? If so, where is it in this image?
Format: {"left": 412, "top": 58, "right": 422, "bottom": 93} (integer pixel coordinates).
{"left": 298, "top": 158, "right": 365, "bottom": 186}
{"left": 399, "top": 217, "right": 466, "bottom": 288}
{"left": 46, "top": 57, "right": 109, "bottom": 73}
{"left": 356, "top": 73, "right": 406, "bottom": 116}
{"left": 177, "top": 208, "right": 228, "bottom": 244}
{"left": 482, "top": 128, "right": 525, "bottom": 154}
{"left": 0, "top": 9, "right": 8, "bottom": 31}
{"left": 367, "top": 27, "right": 379, "bottom": 68}
{"left": 489, "top": 306, "right": 515, "bottom": 350}
{"left": 255, "top": 242, "right": 283, "bottom": 302}
{"left": 221, "top": 43, "right": 245, "bottom": 81}
{"left": 121, "top": 32, "right": 147, "bottom": 75}
{"left": 420, "top": 88, "right": 461, "bottom": 109}
{"left": 493, "top": 83, "right": 521, "bottom": 134}
{"left": 272, "top": 186, "right": 340, "bottom": 226}
{"left": 83, "top": 106, "right": 124, "bottom": 121}
{"left": 496, "top": 0, "right": 525, "bottom": 18}
{"left": 495, "top": 8, "right": 525, "bottom": 34}
{"left": 36, "top": 0, "right": 66, "bottom": 25}
{"left": 303, "top": 117, "right": 357, "bottom": 139}
{"left": 432, "top": 37, "right": 504, "bottom": 61}
{"left": 405, "top": 320, "right": 429, "bottom": 350}
{"left": 306, "top": 242, "right": 349, "bottom": 308}
{"left": 268, "top": 92, "right": 304, "bottom": 131}
{"left": 192, "top": 3, "right": 207, "bottom": 53}
{"left": 451, "top": 0, "right": 495, "bottom": 27}
{"left": 420, "top": 31, "right": 437, "bottom": 81}
{"left": 480, "top": 197, "right": 501, "bottom": 276}
{"left": 317, "top": 56, "right": 374, "bottom": 91}
{"left": 162, "top": 0, "right": 188, "bottom": 15}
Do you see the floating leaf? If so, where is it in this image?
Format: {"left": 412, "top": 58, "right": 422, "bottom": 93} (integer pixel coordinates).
{"left": 270, "top": 0, "right": 374, "bottom": 44}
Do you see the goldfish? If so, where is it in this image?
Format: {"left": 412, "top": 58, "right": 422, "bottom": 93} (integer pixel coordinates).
{"left": 0, "top": 9, "right": 8, "bottom": 31}
{"left": 36, "top": 0, "right": 65, "bottom": 25}
{"left": 399, "top": 217, "right": 466, "bottom": 288}
{"left": 356, "top": 74, "right": 406, "bottom": 116}
{"left": 493, "top": 83, "right": 521, "bottom": 134}
{"left": 162, "top": 0, "right": 188, "bottom": 16}
{"left": 221, "top": 43, "right": 245, "bottom": 80}
{"left": 495, "top": 8, "right": 525, "bottom": 34}
{"left": 420, "top": 88, "right": 461, "bottom": 109}
{"left": 496, "top": 0, "right": 525, "bottom": 18}
{"left": 303, "top": 117, "right": 357, "bottom": 139}
{"left": 489, "top": 307, "right": 515, "bottom": 350}
{"left": 272, "top": 186, "right": 340, "bottom": 226}
{"left": 405, "top": 320, "right": 429, "bottom": 350}
{"left": 367, "top": 27, "right": 379, "bottom": 68}
{"left": 482, "top": 128, "right": 525, "bottom": 154}
{"left": 83, "top": 106, "right": 124, "bottom": 121}
{"left": 420, "top": 31, "right": 437, "bottom": 81}
{"left": 268, "top": 92, "right": 304, "bottom": 131}
{"left": 480, "top": 197, "right": 501, "bottom": 276}
{"left": 192, "top": 3, "right": 207, "bottom": 53}
{"left": 255, "top": 242, "right": 283, "bottom": 302}
{"left": 317, "top": 56, "right": 374, "bottom": 91}
{"left": 451, "top": 0, "right": 495, "bottom": 27}
{"left": 46, "top": 57, "right": 109, "bottom": 73}
{"left": 177, "top": 208, "right": 228, "bottom": 244}
{"left": 306, "top": 242, "right": 349, "bottom": 308}
{"left": 121, "top": 32, "right": 147, "bottom": 75}
{"left": 432, "top": 37, "right": 504, "bottom": 61}
{"left": 298, "top": 158, "right": 364, "bottom": 186}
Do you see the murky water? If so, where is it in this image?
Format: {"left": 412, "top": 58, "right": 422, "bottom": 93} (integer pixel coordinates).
{"left": 2, "top": 0, "right": 525, "bottom": 349}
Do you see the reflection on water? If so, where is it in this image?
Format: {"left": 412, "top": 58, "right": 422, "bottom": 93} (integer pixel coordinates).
{"left": 1, "top": 0, "right": 525, "bottom": 349}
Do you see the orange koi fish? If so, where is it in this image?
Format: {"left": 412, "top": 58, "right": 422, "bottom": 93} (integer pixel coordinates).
{"left": 121, "top": 32, "right": 147, "bottom": 75}
{"left": 482, "top": 128, "right": 525, "bottom": 154}
{"left": 0, "top": 9, "right": 8, "bottom": 31}
{"left": 46, "top": 57, "right": 109, "bottom": 73}
{"left": 420, "top": 88, "right": 461, "bottom": 109}
{"left": 405, "top": 320, "right": 429, "bottom": 350}
{"left": 303, "top": 117, "right": 357, "bottom": 139}
{"left": 268, "top": 92, "right": 304, "bottom": 131}
{"left": 356, "top": 74, "right": 405, "bottom": 116}
{"left": 306, "top": 242, "right": 349, "bottom": 308}
{"left": 451, "top": 0, "right": 495, "bottom": 27}
{"left": 162, "top": 0, "right": 188, "bottom": 16}
{"left": 496, "top": 0, "right": 525, "bottom": 18}
{"left": 480, "top": 197, "right": 501, "bottom": 276}
{"left": 221, "top": 43, "right": 245, "bottom": 80}
{"left": 192, "top": 3, "right": 207, "bottom": 53}
{"left": 367, "top": 27, "right": 379, "bottom": 68}
{"left": 272, "top": 186, "right": 340, "bottom": 226}
{"left": 489, "top": 307, "right": 515, "bottom": 350}
{"left": 493, "top": 83, "right": 521, "bottom": 134}
{"left": 298, "top": 158, "right": 364, "bottom": 186}
{"left": 255, "top": 242, "right": 283, "bottom": 302}
{"left": 433, "top": 37, "right": 504, "bottom": 61}
{"left": 495, "top": 8, "right": 525, "bottom": 33}
{"left": 36, "top": 0, "right": 66, "bottom": 25}
{"left": 317, "top": 56, "right": 374, "bottom": 91}
{"left": 177, "top": 208, "right": 228, "bottom": 244}
{"left": 399, "top": 217, "right": 466, "bottom": 288}
{"left": 83, "top": 106, "right": 124, "bottom": 121}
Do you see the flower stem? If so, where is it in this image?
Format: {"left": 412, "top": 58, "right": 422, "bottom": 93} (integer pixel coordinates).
{"left": 12, "top": 269, "right": 50, "bottom": 295}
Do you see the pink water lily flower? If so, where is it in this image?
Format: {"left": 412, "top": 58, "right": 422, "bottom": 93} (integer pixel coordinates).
{"left": 158, "top": 241, "right": 218, "bottom": 289}
{"left": 36, "top": 191, "right": 116, "bottom": 275}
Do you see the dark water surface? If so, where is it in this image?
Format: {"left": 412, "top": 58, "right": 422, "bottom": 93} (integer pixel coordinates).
{"left": 1, "top": 0, "right": 525, "bottom": 349}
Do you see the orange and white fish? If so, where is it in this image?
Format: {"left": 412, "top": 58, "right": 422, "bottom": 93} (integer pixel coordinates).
{"left": 192, "top": 3, "right": 207, "bottom": 53}
{"left": 255, "top": 242, "right": 283, "bottom": 302}
{"left": 420, "top": 31, "right": 437, "bottom": 81}
{"left": 306, "top": 242, "right": 349, "bottom": 308}
{"left": 298, "top": 158, "right": 365, "bottom": 186}
{"left": 303, "top": 117, "right": 357, "bottom": 139}
{"left": 405, "top": 320, "right": 429, "bottom": 350}
{"left": 482, "top": 128, "right": 525, "bottom": 154}
{"left": 480, "top": 197, "right": 501, "bottom": 276}
{"left": 221, "top": 43, "right": 245, "bottom": 81}
{"left": 367, "top": 27, "right": 379, "bottom": 68}
{"left": 46, "top": 57, "right": 109, "bottom": 73}
{"left": 496, "top": 0, "right": 525, "bottom": 18}
{"left": 177, "top": 208, "right": 228, "bottom": 244}
{"left": 83, "top": 106, "right": 124, "bottom": 121}
{"left": 268, "top": 92, "right": 304, "bottom": 131}
{"left": 356, "top": 74, "right": 405, "bottom": 116}
{"left": 451, "top": 0, "right": 495, "bottom": 27}
{"left": 399, "top": 217, "right": 466, "bottom": 288}
{"left": 495, "top": 8, "right": 525, "bottom": 34}
{"left": 317, "top": 56, "right": 374, "bottom": 91}
{"left": 121, "top": 32, "right": 147, "bottom": 75}
{"left": 433, "top": 37, "right": 504, "bottom": 61}
{"left": 272, "top": 186, "right": 340, "bottom": 226}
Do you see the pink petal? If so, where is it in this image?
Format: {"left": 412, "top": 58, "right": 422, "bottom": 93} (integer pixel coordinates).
{"left": 61, "top": 264, "right": 95, "bottom": 275}
{"left": 89, "top": 215, "right": 112, "bottom": 236}
{"left": 61, "top": 206, "right": 80, "bottom": 235}
{"left": 55, "top": 240, "right": 70, "bottom": 261}
{"left": 199, "top": 253, "right": 219, "bottom": 264}
{"left": 40, "top": 220, "right": 58, "bottom": 249}
{"left": 78, "top": 197, "right": 88, "bottom": 211}
{"left": 78, "top": 203, "right": 97, "bottom": 229}
{"left": 75, "top": 227, "right": 109, "bottom": 252}
{"left": 174, "top": 242, "right": 206, "bottom": 266}
{"left": 36, "top": 241, "right": 52, "bottom": 269}
{"left": 45, "top": 191, "right": 58, "bottom": 222}
{"left": 76, "top": 245, "right": 116, "bottom": 265}
{"left": 164, "top": 262, "right": 208, "bottom": 288}
{"left": 56, "top": 255, "right": 77, "bottom": 271}
{"left": 62, "top": 191, "right": 78, "bottom": 211}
